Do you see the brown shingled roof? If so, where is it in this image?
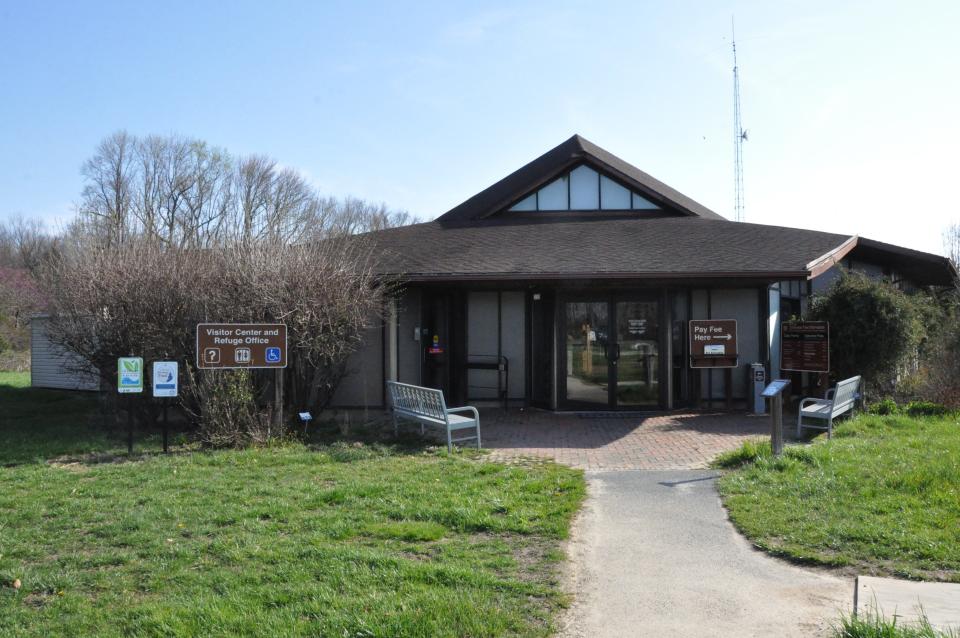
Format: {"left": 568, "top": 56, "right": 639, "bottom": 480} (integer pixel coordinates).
{"left": 365, "top": 217, "right": 956, "bottom": 286}
{"left": 369, "top": 216, "right": 851, "bottom": 281}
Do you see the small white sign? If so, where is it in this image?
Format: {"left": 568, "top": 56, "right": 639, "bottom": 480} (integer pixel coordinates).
{"left": 298, "top": 412, "right": 313, "bottom": 422}
{"left": 152, "top": 361, "right": 179, "bottom": 398}
{"left": 704, "top": 344, "right": 726, "bottom": 356}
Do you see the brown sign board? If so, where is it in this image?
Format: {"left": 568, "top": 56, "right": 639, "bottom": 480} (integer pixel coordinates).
{"left": 196, "top": 323, "right": 287, "bottom": 369}
{"left": 689, "top": 319, "right": 738, "bottom": 368}
{"left": 781, "top": 321, "right": 829, "bottom": 373}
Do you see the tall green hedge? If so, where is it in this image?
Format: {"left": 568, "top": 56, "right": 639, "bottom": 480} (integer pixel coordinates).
{"left": 807, "top": 270, "right": 929, "bottom": 390}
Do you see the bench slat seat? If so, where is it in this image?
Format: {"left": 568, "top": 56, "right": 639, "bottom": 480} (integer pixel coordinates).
{"left": 387, "top": 381, "right": 481, "bottom": 452}
{"left": 797, "top": 375, "right": 861, "bottom": 439}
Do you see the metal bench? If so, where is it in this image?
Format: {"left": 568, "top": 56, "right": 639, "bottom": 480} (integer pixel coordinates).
{"left": 386, "top": 381, "right": 481, "bottom": 452}
{"left": 797, "top": 375, "right": 861, "bottom": 439}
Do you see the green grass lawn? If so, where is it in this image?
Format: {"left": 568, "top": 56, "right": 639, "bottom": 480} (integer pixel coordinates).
{"left": 0, "top": 371, "right": 131, "bottom": 465}
{"left": 716, "top": 413, "right": 960, "bottom": 583}
{"left": 0, "top": 372, "right": 586, "bottom": 637}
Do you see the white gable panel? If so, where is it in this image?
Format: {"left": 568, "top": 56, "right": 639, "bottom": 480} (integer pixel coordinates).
{"left": 600, "top": 175, "right": 631, "bottom": 209}
{"left": 537, "top": 175, "right": 569, "bottom": 210}
{"left": 632, "top": 192, "right": 659, "bottom": 210}
{"left": 569, "top": 165, "right": 599, "bottom": 209}
{"left": 508, "top": 193, "right": 537, "bottom": 211}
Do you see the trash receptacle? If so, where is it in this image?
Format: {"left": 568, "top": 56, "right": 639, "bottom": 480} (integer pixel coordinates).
{"left": 750, "top": 363, "right": 766, "bottom": 414}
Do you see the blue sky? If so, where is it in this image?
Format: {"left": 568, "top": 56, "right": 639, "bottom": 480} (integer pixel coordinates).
{"left": 1, "top": 0, "right": 957, "bottom": 254}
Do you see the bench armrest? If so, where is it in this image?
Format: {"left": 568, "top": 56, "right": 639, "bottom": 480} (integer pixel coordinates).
{"left": 800, "top": 397, "right": 831, "bottom": 410}
{"left": 447, "top": 406, "right": 479, "bottom": 421}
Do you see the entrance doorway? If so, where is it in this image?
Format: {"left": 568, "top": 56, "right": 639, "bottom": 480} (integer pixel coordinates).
{"left": 562, "top": 297, "right": 660, "bottom": 409}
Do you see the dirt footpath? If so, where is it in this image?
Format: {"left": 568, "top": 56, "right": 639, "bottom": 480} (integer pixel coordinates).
{"left": 560, "top": 470, "right": 851, "bottom": 638}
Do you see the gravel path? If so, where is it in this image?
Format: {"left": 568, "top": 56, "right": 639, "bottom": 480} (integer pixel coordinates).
{"left": 559, "top": 470, "right": 851, "bottom": 638}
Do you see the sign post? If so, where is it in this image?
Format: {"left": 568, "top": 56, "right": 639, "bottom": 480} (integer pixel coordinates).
{"left": 761, "top": 379, "right": 791, "bottom": 456}
{"left": 781, "top": 321, "right": 830, "bottom": 373}
{"left": 196, "top": 323, "right": 288, "bottom": 431}
{"left": 152, "top": 361, "right": 179, "bottom": 453}
{"left": 118, "top": 357, "right": 143, "bottom": 454}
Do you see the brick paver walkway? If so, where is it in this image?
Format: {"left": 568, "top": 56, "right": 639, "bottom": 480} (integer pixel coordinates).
{"left": 481, "top": 409, "right": 769, "bottom": 470}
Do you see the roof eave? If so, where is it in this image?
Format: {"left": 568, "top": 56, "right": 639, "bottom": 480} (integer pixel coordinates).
{"left": 380, "top": 270, "right": 810, "bottom": 283}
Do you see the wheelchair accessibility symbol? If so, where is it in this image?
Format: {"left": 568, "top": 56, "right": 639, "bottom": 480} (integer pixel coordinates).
{"left": 266, "top": 347, "right": 282, "bottom": 363}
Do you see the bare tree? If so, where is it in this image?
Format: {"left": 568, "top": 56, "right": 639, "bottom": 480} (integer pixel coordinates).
{"left": 0, "top": 217, "right": 57, "bottom": 272}
{"left": 944, "top": 223, "right": 960, "bottom": 266}
{"left": 77, "top": 131, "right": 417, "bottom": 250}
{"left": 80, "top": 131, "right": 135, "bottom": 247}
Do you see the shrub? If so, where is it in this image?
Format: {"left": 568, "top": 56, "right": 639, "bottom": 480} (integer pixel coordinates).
{"left": 918, "top": 295, "right": 960, "bottom": 409}
{"left": 808, "top": 271, "right": 928, "bottom": 394}
{"left": 904, "top": 401, "right": 951, "bottom": 418}
{"left": 867, "top": 398, "right": 900, "bottom": 416}
{"left": 186, "top": 368, "right": 275, "bottom": 447}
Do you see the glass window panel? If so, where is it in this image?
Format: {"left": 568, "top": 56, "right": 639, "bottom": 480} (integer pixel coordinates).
{"left": 569, "top": 165, "right": 599, "bottom": 209}
{"left": 632, "top": 192, "right": 659, "bottom": 210}
{"left": 508, "top": 193, "right": 537, "bottom": 211}
{"left": 536, "top": 176, "right": 568, "bottom": 210}
{"left": 600, "top": 175, "right": 631, "bottom": 209}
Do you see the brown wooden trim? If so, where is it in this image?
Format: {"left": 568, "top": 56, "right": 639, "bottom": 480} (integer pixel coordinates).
{"left": 805, "top": 235, "right": 859, "bottom": 280}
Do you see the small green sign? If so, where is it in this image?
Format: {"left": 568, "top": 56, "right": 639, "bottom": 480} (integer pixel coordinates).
{"left": 118, "top": 357, "right": 144, "bottom": 393}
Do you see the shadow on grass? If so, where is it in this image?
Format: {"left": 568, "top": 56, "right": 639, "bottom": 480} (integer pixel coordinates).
{"left": 1, "top": 371, "right": 481, "bottom": 467}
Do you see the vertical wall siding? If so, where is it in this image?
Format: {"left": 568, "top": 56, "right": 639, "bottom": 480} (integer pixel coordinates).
{"left": 710, "top": 289, "right": 760, "bottom": 399}
{"left": 330, "top": 318, "right": 385, "bottom": 408}
{"left": 500, "top": 292, "right": 526, "bottom": 399}
{"left": 466, "top": 290, "right": 526, "bottom": 400}
{"left": 397, "top": 289, "right": 422, "bottom": 385}
{"left": 29, "top": 317, "right": 100, "bottom": 391}
{"left": 688, "top": 288, "right": 761, "bottom": 401}
{"left": 466, "top": 292, "right": 499, "bottom": 399}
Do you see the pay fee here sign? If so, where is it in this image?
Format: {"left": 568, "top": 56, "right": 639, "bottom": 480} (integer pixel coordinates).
{"left": 196, "top": 323, "right": 287, "bottom": 369}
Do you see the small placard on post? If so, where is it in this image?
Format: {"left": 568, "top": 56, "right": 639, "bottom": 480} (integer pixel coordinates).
{"left": 118, "top": 357, "right": 144, "bottom": 393}
{"left": 761, "top": 379, "right": 791, "bottom": 456}
{"left": 152, "top": 361, "right": 179, "bottom": 398}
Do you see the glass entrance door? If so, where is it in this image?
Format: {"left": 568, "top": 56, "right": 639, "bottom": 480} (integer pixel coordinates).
{"left": 564, "top": 302, "right": 610, "bottom": 407}
{"left": 614, "top": 301, "right": 659, "bottom": 407}
{"left": 562, "top": 298, "right": 660, "bottom": 409}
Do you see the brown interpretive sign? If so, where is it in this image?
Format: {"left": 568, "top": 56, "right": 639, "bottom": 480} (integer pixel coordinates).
{"left": 196, "top": 323, "right": 287, "bottom": 369}
{"left": 689, "top": 319, "right": 738, "bottom": 368}
{"left": 781, "top": 321, "right": 829, "bottom": 373}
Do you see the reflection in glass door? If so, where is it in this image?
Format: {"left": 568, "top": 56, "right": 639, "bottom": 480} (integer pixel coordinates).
{"left": 563, "top": 298, "right": 660, "bottom": 409}
{"left": 564, "top": 302, "right": 609, "bottom": 406}
{"left": 615, "top": 301, "right": 659, "bottom": 407}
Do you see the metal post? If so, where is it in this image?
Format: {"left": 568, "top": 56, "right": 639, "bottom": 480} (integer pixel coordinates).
{"left": 127, "top": 396, "right": 134, "bottom": 455}
{"left": 771, "top": 393, "right": 784, "bottom": 456}
{"left": 162, "top": 403, "right": 169, "bottom": 454}
{"left": 724, "top": 367, "right": 733, "bottom": 410}
{"left": 273, "top": 367, "right": 284, "bottom": 432}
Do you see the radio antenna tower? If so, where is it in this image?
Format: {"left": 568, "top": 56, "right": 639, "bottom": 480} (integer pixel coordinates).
{"left": 732, "top": 17, "right": 746, "bottom": 222}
